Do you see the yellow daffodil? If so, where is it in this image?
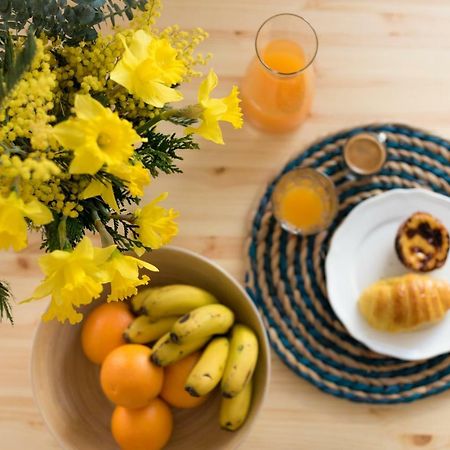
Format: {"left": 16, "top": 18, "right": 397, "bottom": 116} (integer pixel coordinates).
{"left": 135, "top": 192, "right": 179, "bottom": 249}
{"left": 79, "top": 179, "right": 119, "bottom": 212}
{"left": 53, "top": 94, "right": 141, "bottom": 175}
{"left": 25, "top": 237, "right": 116, "bottom": 324}
{"left": 111, "top": 30, "right": 186, "bottom": 107}
{"left": 110, "top": 161, "right": 151, "bottom": 197}
{"left": 104, "top": 250, "right": 158, "bottom": 302}
{"left": 186, "top": 70, "right": 243, "bottom": 145}
{"left": 0, "top": 192, "right": 52, "bottom": 251}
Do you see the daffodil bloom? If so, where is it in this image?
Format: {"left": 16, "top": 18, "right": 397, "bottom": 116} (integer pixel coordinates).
{"left": 109, "top": 161, "right": 151, "bottom": 197}
{"left": 53, "top": 95, "right": 141, "bottom": 175}
{"left": 79, "top": 179, "right": 119, "bottom": 212}
{"left": 104, "top": 250, "right": 158, "bottom": 302}
{"left": 186, "top": 70, "right": 243, "bottom": 145}
{"left": 0, "top": 192, "right": 52, "bottom": 251}
{"left": 25, "top": 237, "right": 116, "bottom": 324}
{"left": 135, "top": 192, "right": 179, "bottom": 249}
{"left": 111, "top": 30, "right": 186, "bottom": 107}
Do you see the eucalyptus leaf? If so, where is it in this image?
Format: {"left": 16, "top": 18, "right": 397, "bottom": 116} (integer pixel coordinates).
{"left": 1, "top": 0, "right": 150, "bottom": 44}
{"left": 74, "top": 0, "right": 105, "bottom": 6}
{"left": 125, "top": 8, "right": 133, "bottom": 20}
{"left": 0, "top": 0, "right": 11, "bottom": 14}
{"left": 73, "top": 4, "right": 96, "bottom": 26}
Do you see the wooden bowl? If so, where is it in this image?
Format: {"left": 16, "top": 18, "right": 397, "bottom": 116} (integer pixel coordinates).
{"left": 31, "top": 246, "right": 270, "bottom": 450}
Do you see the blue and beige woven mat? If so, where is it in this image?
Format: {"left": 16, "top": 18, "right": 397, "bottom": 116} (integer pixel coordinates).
{"left": 246, "top": 123, "right": 450, "bottom": 403}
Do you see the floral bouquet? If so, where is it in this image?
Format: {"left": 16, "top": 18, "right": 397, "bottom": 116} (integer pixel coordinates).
{"left": 0, "top": 0, "right": 242, "bottom": 325}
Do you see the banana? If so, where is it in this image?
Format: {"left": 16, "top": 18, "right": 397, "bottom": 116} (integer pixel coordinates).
{"left": 123, "top": 315, "right": 179, "bottom": 344}
{"left": 170, "top": 304, "right": 234, "bottom": 344}
{"left": 185, "top": 337, "right": 230, "bottom": 397}
{"left": 142, "top": 285, "right": 218, "bottom": 319}
{"left": 130, "top": 289, "right": 150, "bottom": 314}
{"left": 221, "top": 324, "right": 258, "bottom": 398}
{"left": 151, "top": 332, "right": 209, "bottom": 367}
{"left": 220, "top": 379, "right": 253, "bottom": 431}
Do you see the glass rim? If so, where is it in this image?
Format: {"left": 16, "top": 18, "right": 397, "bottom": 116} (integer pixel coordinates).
{"left": 255, "top": 13, "right": 319, "bottom": 77}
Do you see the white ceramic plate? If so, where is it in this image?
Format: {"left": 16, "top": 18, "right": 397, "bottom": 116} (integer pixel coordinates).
{"left": 326, "top": 189, "right": 450, "bottom": 360}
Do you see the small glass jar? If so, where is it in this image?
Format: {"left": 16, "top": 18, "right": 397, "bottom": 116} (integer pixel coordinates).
{"left": 343, "top": 132, "right": 387, "bottom": 175}
{"left": 272, "top": 168, "right": 338, "bottom": 235}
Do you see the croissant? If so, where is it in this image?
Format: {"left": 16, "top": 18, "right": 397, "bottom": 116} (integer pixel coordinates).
{"left": 358, "top": 274, "right": 450, "bottom": 332}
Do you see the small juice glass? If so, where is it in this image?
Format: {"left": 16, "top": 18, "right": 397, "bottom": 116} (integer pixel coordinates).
{"left": 272, "top": 168, "right": 338, "bottom": 235}
{"left": 241, "top": 14, "right": 318, "bottom": 133}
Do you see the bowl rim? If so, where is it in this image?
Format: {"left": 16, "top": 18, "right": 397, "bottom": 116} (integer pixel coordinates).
{"left": 30, "top": 245, "right": 271, "bottom": 450}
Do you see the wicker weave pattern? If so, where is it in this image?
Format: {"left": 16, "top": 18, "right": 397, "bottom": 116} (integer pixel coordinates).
{"left": 245, "top": 124, "right": 450, "bottom": 403}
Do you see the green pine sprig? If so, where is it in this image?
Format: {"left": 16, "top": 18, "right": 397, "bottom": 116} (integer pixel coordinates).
{"left": 0, "top": 281, "right": 14, "bottom": 325}
{"left": 138, "top": 127, "right": 199, "bottom": 177}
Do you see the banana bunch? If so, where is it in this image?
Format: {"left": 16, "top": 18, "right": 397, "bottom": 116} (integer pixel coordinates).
{"left": 150, "top": 304, "right": 234, "bottom": 366}
{"left": 127, "top": 284, "right": 260, "bottom": 432}
{"left": 125, "top": 285, "right": 218, "bottom": 345}
{"left": 180, "top": 322, "right": 259, "bottom": 431}
{"left": 218, "top": 324, "right": 259, "bottom": 431}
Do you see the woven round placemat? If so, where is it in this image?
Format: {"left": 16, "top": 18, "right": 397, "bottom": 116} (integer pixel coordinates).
{"left": 245, "top": 123, "right": 450, "bottom": 404}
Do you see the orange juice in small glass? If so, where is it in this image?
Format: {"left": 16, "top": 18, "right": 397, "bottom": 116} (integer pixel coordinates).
{"left": 241, "top": 14, "right": 318, "bottom": 133}
{"left": 272, "top": 168, "right": 338, "bottom": 235}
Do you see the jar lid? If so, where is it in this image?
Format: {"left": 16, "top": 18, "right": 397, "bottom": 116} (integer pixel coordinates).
{"left": 343, "top": 132, "right": 387, "bottom": 175}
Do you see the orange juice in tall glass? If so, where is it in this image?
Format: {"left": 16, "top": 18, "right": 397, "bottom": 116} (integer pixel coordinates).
{"left": 241, "top": 14, "right": 318, "bottom": 133}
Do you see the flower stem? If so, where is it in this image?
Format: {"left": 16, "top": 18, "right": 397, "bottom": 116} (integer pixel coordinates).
{"left": 11, "top": 176, "right": 21, "bottom": 194}
{"left": 110, "top": 213, "right": 135, "bottom": 223}
{"left": 136, "top": 111, "right": 174, "bottom": 133}
{"left": 136, "top": 105, "right": 202, "bottom": 134}
{"left": 58, "top": 216, "right": 71, "bottom": 250}
{"left": 92, "top": 211, "right": 115, "bottom": 247}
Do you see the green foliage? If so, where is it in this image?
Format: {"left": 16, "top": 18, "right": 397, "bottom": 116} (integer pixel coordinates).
{"left": 0, "top": 281, "right": 13, "bottom": 324}
{"left": 0, "top": 30, "right": 36, "bottom": 106}
{"left": 41, "top": 174, "right": 145, "bottom": 253}
{"left": 138, "top": 127, "right": 199, "bottom": 177}
{"left": 0, "top": 0, "right": 150, "bottom": 44}
{"left": 106, "top": 219, "right": 145, "bottom": 253}
{"left": 42, "top": 212, "right": 95, "bottom": 252}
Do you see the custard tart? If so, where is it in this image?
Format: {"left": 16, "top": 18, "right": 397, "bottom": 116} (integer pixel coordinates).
{"left": 395, "top": 212, "right": 449, "bottom": 272}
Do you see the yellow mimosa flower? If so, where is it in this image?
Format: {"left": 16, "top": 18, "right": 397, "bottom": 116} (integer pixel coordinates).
{"left": 53, "top": 94, "right": 141, "bottom": 175}
{"left": 0, "top": 192, "right": 52, "bottom": 251}
{"left": 186, "top": 70, "right": 243, "bottom": 145}
{"left": 111, "top": 30, "right": 186, "bottom": 107}
{"left": 79, "top": 179, "right": 119, "bottom": 212}
{"left": 110, "top": 161, "right": 151, "bottom": 197}
{"left": 104, "top": 250, "right": 158, "bottom": 302}
{"left": 25, "top": 237, "right": 116, "bottom": 324}
{"left": 134, "top": 192, "right": 179, "bottom": 249}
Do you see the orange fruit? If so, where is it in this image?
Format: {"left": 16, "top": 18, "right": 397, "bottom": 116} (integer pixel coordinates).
{"left": 160, "top": 352, "right": 209, "bottom": 409}
{"left": 112, "top": 398, "right": 173, "bottom": 450}
{"left": 81, "top": 302, "right": 133, "bottom": 364}
{"left": 100, "top": 344, "right": 163, "bottom": 409}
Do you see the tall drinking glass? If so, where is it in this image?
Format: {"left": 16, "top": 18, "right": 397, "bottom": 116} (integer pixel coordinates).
{"left": 241, "top": 13, "right": 318, "bottom": 133}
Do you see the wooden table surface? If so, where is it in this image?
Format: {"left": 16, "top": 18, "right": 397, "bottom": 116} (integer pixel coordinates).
{"left": 2, "top": 1, "right": 450, "bottom": 449}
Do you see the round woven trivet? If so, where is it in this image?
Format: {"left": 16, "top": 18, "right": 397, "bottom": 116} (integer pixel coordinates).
{"left": 245, "top": 123, "right": 450, "bottom": 404}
